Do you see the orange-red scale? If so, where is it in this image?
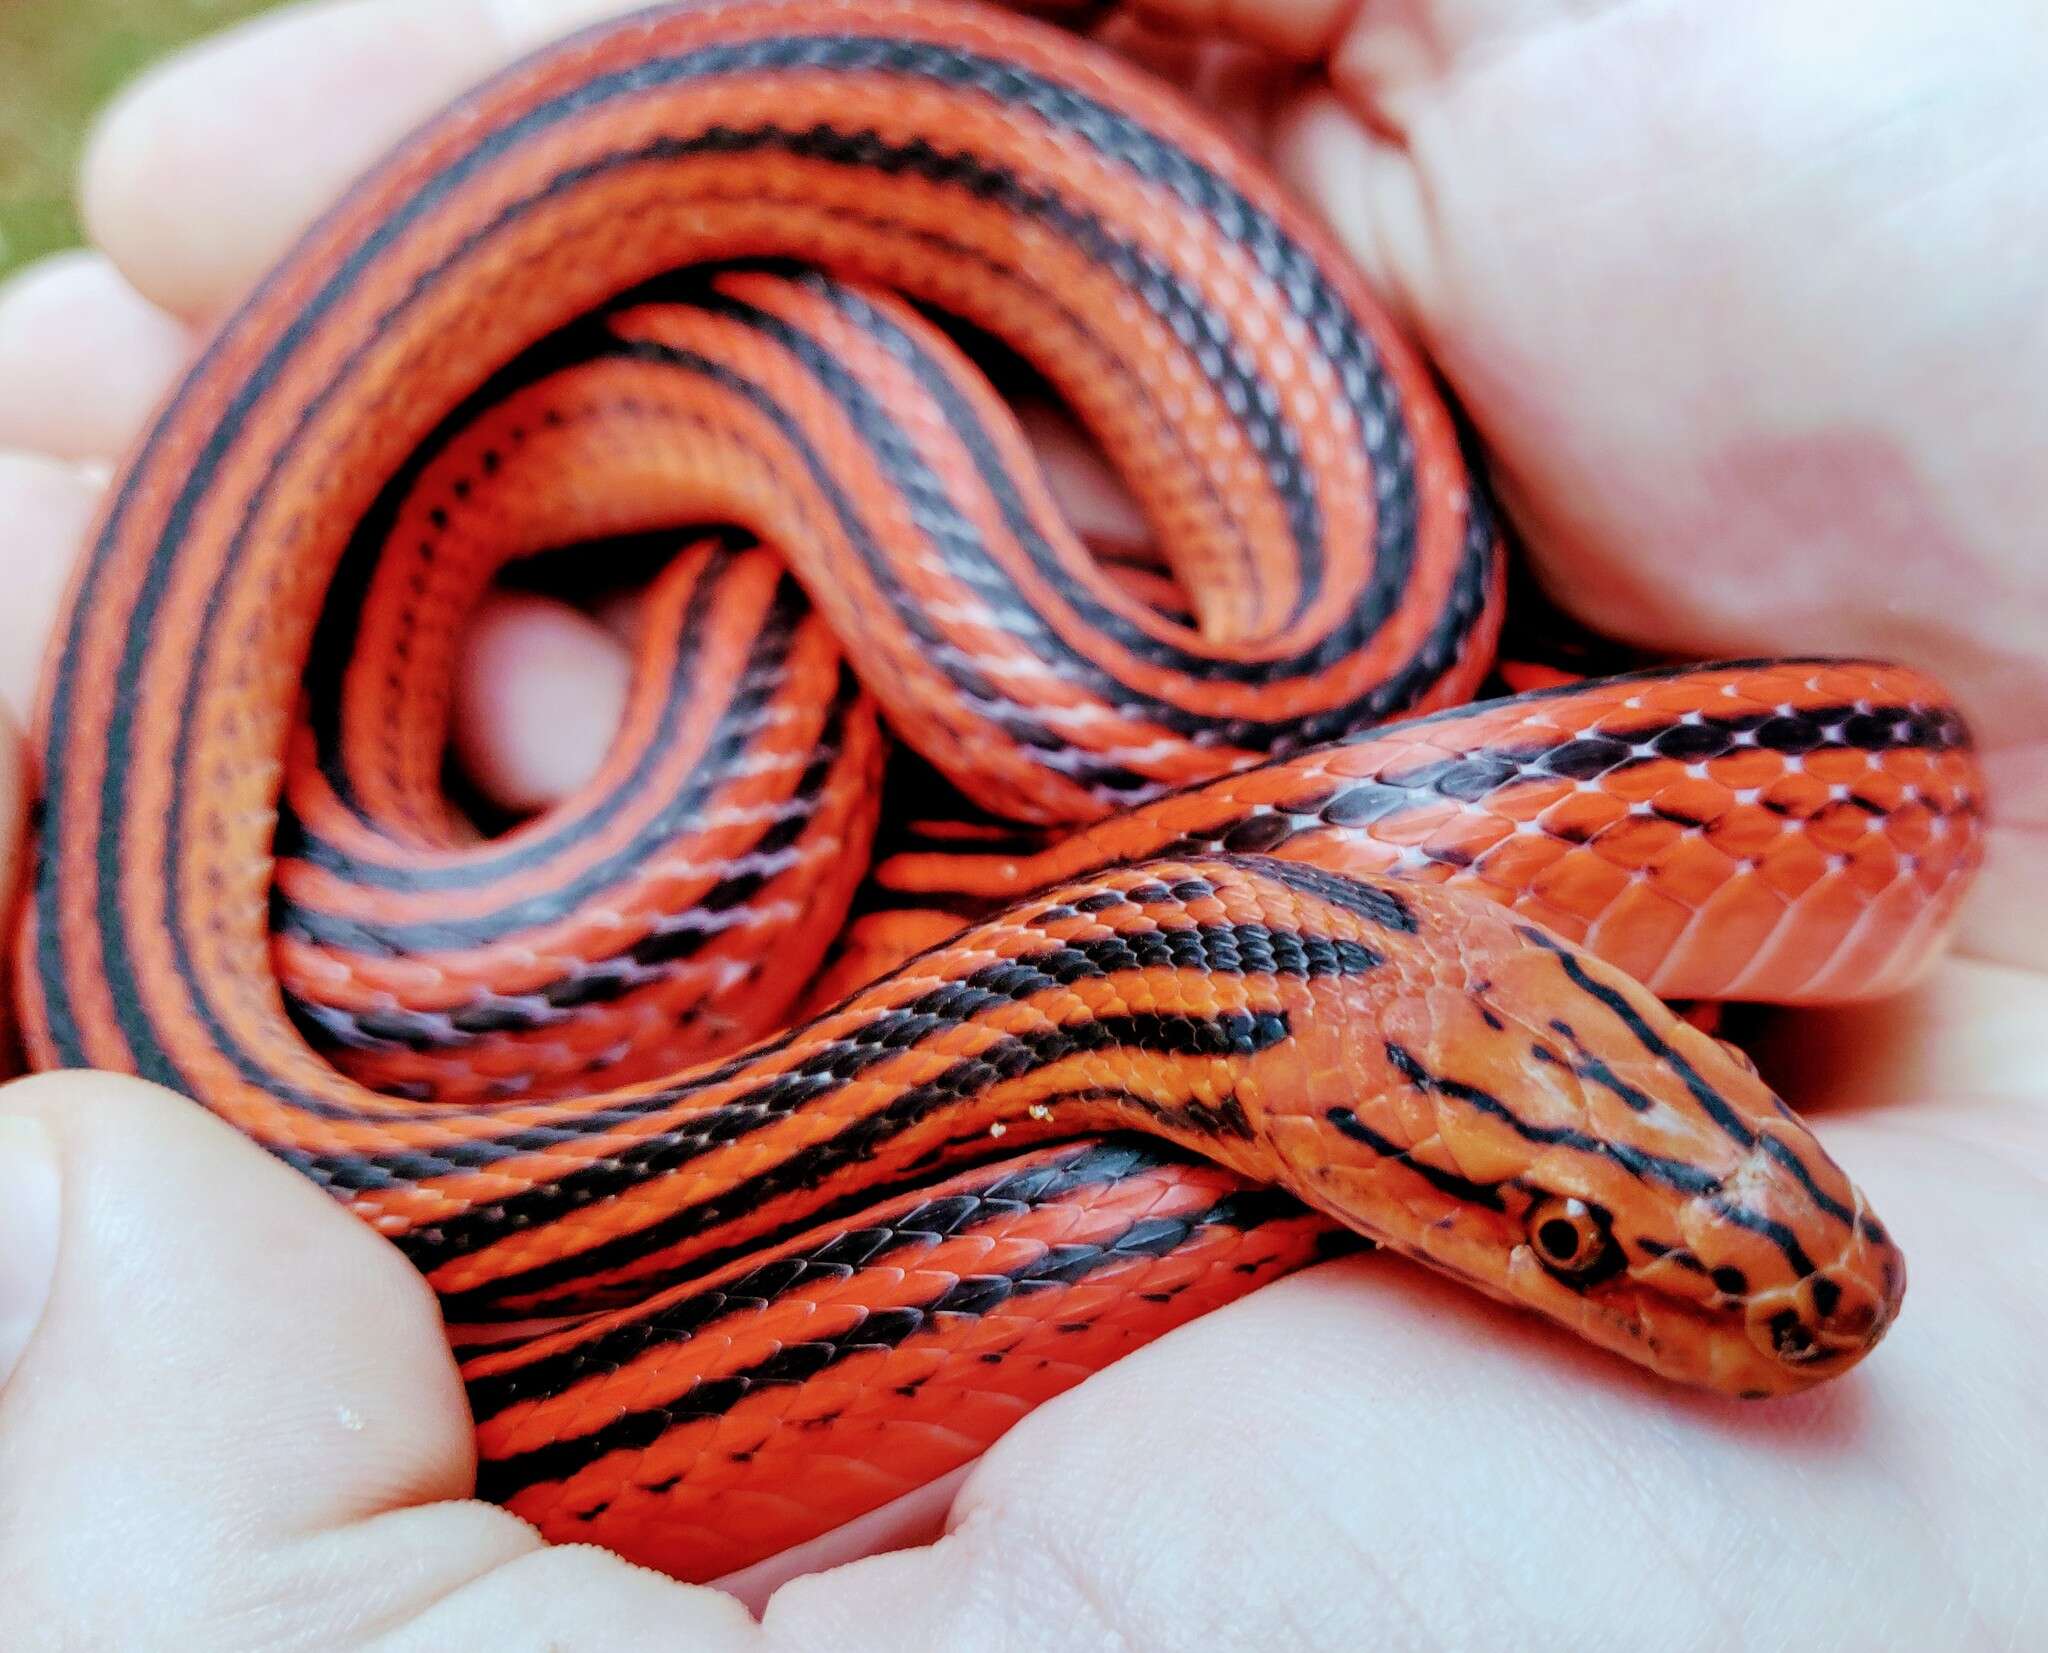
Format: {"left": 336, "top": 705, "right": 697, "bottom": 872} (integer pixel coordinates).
{"left": 470, "top": 1147, "right": 1333, "bottom": 1580}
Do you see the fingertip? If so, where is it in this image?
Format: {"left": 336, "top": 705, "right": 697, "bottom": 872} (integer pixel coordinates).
{"left": 0, "top": 450, "right": 100, "bottom": 727}
{"left": 1124, "top": 0, "right": 1357, "bottom": 63}
{"left": 0, "top": 1112, "right": 61, "bottom": 1387}
{"left": 0, "top": 698, "right": 26, "bottom": 1080}
{"left": 0, "top": 1068, "right": 473, "bottom": 1526}
{"left": 80, "top": 0, "right": 514, "bottom": 321}
{"left": 719, "top": 1468, "right": 964, "bottom": 1616}
{"left": 1086, "top": 11, "right": 1304, "bottom": 154}
{"left": 1271, "top": 84, "right": 1435, "bottom": 328}
{"left": 377, "top": 1538, "right": 765, "bottom": 1652}
{"left": 0, "top": 1071, "right": 194, "bottom": 1157}
{"left": 454, "top": 592, "right": 633, "bottom": 815}
{"left": 0, "top": 251, "right": 192, "bottom": 464}
{"left": 480, "top": 0, "right": 670, "bottom": 55}
{"left": 1015, "top": 397, "right": 1152, "bottom": 553}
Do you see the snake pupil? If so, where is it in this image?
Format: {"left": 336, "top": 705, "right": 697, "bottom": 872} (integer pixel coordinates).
{"left": 1538, "top": 1216, "right": 1583, "bottom": 1263}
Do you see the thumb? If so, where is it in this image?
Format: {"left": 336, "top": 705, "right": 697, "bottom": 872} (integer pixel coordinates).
{"left": 0, "top": 1072, "right": 753, "bottom": 1650}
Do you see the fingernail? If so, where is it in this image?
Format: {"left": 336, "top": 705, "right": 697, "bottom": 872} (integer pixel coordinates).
{"left": 0, "top": 1114, "right": 61, "bottom": 1385}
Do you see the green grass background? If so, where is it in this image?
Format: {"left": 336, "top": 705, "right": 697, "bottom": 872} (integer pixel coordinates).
{"left": 2, "top": 1, "right": 282, "bottom": 276}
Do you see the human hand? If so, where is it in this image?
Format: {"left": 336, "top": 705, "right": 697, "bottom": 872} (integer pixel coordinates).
{"left": 0, "top": 1, "right": 2042, "bottom": 1647}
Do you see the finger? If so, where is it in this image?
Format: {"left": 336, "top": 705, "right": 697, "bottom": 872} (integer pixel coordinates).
{"left": 0, "top": 452, "right": 100, "bottom": 726}
{"left": 81, "top": 0, "right": 651, "bottom": 323}
{"left": 1951, "top": 741, "right": 2048, "bottom": 973}
{"left": 1017, "top": 398, "right": 1153, "bottom": 555}
{"left": 1269, "top": 85, "right": 1440, "bottom": 336}
{"left": 0, "top": 707, "right": 25, "bottom": 1078}
{"left": 716, "top": 1470, "right": 965, "bottom": 1615}
{"left": 1087, "top": 11, "right": 1306, "bottom": 153}
{"left": 78, "top": 0, "right": 1352, "bottom": 326}
{"left": 453, "top": 591, "right": 632, "bottom": 815}
{"left": 1122, "top": 0, "right": 1358, "bottom": 64}
{"left": 1121, "top": 0, "right": 1555, "bottom": 83}
{"left": 1753, "top": 954, "right": 2048, "bottom": 1116}
{"left": 0, "top": 1073, "right": 475, "bottom": 1630}
{"left": 0, "top": 251, "right": 192, "bottom": 463}
{"left": 0, "top": 1073, "right": 760, "bottom": 1651}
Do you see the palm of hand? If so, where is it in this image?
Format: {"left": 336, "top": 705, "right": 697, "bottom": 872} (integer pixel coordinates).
{"left": 0, "top": 1, "right": 2040, "bottom": 1647}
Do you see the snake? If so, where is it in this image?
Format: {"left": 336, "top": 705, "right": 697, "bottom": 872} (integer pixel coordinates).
{"left": 12, "top": 0, "right": 1987, "bottom": 1586}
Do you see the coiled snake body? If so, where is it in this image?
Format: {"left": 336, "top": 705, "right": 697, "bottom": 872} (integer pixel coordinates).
{"left": 16, "top": 0, "right": 1985, "bottom": 1582}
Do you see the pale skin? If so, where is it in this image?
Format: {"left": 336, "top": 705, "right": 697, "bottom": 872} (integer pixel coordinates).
{"left": 0, "top": 0, "right": 2044, "bottom": 1645}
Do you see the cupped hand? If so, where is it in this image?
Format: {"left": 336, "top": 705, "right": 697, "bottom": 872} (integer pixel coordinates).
{"left": 0, "top": 2, "right": 2042, "bottom": 1647}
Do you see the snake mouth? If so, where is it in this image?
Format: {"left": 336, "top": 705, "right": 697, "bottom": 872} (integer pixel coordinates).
{"left": 1322, "top": 1155, "right": 1907, "bottom": 1397}
{"left": 1500, "top": 1242, "right": 1904, "bottom": 1398}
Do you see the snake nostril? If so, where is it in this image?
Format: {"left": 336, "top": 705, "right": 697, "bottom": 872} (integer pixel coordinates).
{"left": 1811, "top": 1279, "right": 1884, "bottom": 1344}
{"left": 1766, "top": 1306, "right": 1821, "bottom": 1362}
{"left": 1779, "top": 1262, "right": 1897, "bottom": 1364}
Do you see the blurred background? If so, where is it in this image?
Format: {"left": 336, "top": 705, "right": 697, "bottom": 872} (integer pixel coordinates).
{"left": 2, "top": 1, "right": 277, "bottom": 276}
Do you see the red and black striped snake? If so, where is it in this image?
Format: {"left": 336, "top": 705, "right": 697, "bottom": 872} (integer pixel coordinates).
{"left": 14, "top": 0, "right": 1986, "bottom": 1584}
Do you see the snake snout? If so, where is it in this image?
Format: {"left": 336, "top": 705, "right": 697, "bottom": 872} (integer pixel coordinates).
{"left": 1752, "top": 1218, "right": 1908, "bottom": 1376}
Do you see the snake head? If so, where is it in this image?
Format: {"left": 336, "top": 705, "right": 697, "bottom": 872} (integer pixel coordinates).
{"left": 1254, "top": 867, "right": 1907, "bottom": 1396}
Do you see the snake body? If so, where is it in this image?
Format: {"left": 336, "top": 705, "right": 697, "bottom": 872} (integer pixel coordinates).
{"left": 15, "top": 0, "right": 1985, "bottom": 1583}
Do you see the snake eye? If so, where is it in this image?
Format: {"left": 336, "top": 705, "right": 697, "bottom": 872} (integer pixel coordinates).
{"left": 1526, "top": 1196, "right": 1622, "bottom": 1283}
